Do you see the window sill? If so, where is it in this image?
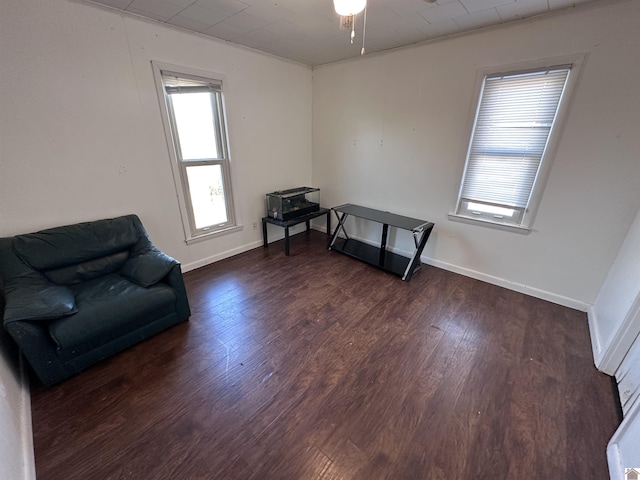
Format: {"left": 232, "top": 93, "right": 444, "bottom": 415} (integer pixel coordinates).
{"left": 185, "top": 225, "right": 243, "bottom": 245}
{"left": 447, "top": 214, "right": 531, "bottom": 235}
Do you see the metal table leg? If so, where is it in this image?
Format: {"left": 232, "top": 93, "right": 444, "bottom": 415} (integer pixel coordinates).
{"left": 285, "top": 226, "right": 290, "bottom": 256}
{"left": 328, "top": 212, "right": 349, "bottom": 249}
{"left": 262, "top": 218, "right": 268, "bottom": 248}
{"left": 402, "top": 224, "right": 434, "bottom": 281}
{"left": 379, "top": 223, "right": 389, "bottom": 265}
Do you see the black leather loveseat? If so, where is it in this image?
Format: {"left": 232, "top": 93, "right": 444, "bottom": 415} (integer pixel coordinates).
{"left": 0, "top": 215, "right": 190, "bottom": 386}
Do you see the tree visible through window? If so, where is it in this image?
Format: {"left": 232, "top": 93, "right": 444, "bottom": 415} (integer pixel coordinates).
{"left": 454, "top": 65, "right": 571, "bottom": 229}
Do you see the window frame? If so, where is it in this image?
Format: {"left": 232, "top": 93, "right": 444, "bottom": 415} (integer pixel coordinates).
{"left": 449, "top": 55, "right": 585, "bottom": 233}
{"left": 152, "top": 62, "right": 240, "bottom": 244}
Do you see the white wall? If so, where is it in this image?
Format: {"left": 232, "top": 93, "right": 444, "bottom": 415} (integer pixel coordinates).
{"left": 0, "top": 335, "right": 35, "bottom": 480}
{"left": 0, "top": 0, "right": 312, "bottom": 270}
{"left": 312, "top": 0, "right": 640, "bottom": 309}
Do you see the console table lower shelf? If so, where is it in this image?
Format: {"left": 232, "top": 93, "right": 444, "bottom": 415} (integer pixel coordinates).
{"left": 328, "top": 204, "right": 434, "bottom": 281}
{"left": 262, "top": 207, "right": 330, "bottom": 256}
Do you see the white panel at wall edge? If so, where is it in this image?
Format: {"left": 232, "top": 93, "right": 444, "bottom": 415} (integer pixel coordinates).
{"left": 608, "top": 395, "right": 640, "bottom": 480}
{"left": 592, "top": 293, "right": 640, "bottom": 376}
{"left": 589, "top": 207, "right": 640, "bottom": 374}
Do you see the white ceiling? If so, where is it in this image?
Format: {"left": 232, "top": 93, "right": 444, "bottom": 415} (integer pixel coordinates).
{"left": 85, "top": 0, "right": 599, "bottom": 65}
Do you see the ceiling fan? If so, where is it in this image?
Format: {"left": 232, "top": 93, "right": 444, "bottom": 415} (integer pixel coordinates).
{"left": 334, "top": 0, "right": 437, "bottom": 55}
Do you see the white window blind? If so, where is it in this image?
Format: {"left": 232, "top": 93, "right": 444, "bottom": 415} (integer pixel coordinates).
{"left": 162, "top": 71, "right": 222, "bottom": 94}
{"left": 456, "top": 66, "right": 571, "bottom": 226}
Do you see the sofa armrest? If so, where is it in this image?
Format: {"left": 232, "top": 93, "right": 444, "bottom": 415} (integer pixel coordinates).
{"left": 4, "top": 318, "right": 68, "bottom": 386}
{"left": 162, "top": 264, "right": 191, "bottom": 321}
{"left": 0, "top": 237, "right": 77, "bottom": 323}
{"left": 3, "top": 278, "right": 77, "bottom": 323}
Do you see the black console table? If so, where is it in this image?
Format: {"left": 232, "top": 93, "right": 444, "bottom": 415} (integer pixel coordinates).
{"left": 262, "top": 208, "right": 331, "bottom": 256}
{"left": 328, "top": 204, "right": 434, "bottom": 281}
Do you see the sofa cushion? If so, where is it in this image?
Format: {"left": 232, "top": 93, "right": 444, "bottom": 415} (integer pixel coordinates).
{"left": 45, "top": 251, "right": 130, "bottom": 286}
{"left": 121, "top": 250, "right": 177, "bottom": 287}
{"left": 14, "top": 215, "right": 140, "bottom": 271}
{"left": 48, "top": 273, "right": 176, "bottom": 349}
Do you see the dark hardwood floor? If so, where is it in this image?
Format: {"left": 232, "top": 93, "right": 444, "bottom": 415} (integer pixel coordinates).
{"left": 30, "top": 230, "right": 620, "bottom": 479}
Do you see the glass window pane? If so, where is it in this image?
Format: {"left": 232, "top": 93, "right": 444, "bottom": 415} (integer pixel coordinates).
{"left": 185, "top": 164, "right": 228, "bottom": 229}
{"left": 467, "top": 202, "right": 516, "bottom": 217}
{"left": 171, "top": 92, "right": 219, "bottom": 160}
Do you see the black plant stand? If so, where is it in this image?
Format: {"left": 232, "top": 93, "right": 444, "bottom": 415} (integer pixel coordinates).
{"left": 262, "top": 208, "right": 331, "bottom": 256}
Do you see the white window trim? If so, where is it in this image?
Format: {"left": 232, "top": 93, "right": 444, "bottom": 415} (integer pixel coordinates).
{"left": 449, "top": 54, "right": 586, "bottom": 233}
{"left": 151, "top": 61, "right": 242, "bottom": 244}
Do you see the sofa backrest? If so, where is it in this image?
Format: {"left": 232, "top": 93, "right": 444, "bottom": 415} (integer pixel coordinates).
{"left": 44, "top": 251, "right": 130, "bottom": 285}
{"left": 12, "top": 215, "right": 143, "bottom": 285}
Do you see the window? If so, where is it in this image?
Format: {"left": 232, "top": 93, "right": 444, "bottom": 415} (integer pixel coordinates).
{"left": 153, "top": 64, "right": 237, "bottom": 242}
{"left": 453, "top": 65, "right": 573, "bottom": 231}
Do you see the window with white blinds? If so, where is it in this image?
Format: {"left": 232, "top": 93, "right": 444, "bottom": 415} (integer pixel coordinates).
{"left": 455, "top": 66, "right": 571, "bottom": 228}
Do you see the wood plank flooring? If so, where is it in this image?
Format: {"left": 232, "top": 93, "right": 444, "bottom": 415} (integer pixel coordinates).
{"left": 30, "top": 230, "right": 621, "bottom": 480}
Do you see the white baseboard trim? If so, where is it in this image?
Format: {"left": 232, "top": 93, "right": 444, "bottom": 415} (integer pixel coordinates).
{"left": 423, "top": 256, "right": 590, "bottom": 311}
{"left": 328, "top": 230, "right": 589, "bottom": 311}
{"left": 587, "top": 306, "right": 605, "bottom": 370}
{"left": 319, "top": 228, "right": 591, "bottom": 312}
{"left": 182, "top": 225, "right": 590, "bottom": 312}
{"left": 181, "top": 240, "right": 263, "bottom": 273}
{"left": 182, "top": 222, "right": 316, "bottom": 273}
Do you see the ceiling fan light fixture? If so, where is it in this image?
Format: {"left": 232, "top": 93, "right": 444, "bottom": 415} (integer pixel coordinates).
{"left": 333, "top": 0, "right": 366, "bottom": 16}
